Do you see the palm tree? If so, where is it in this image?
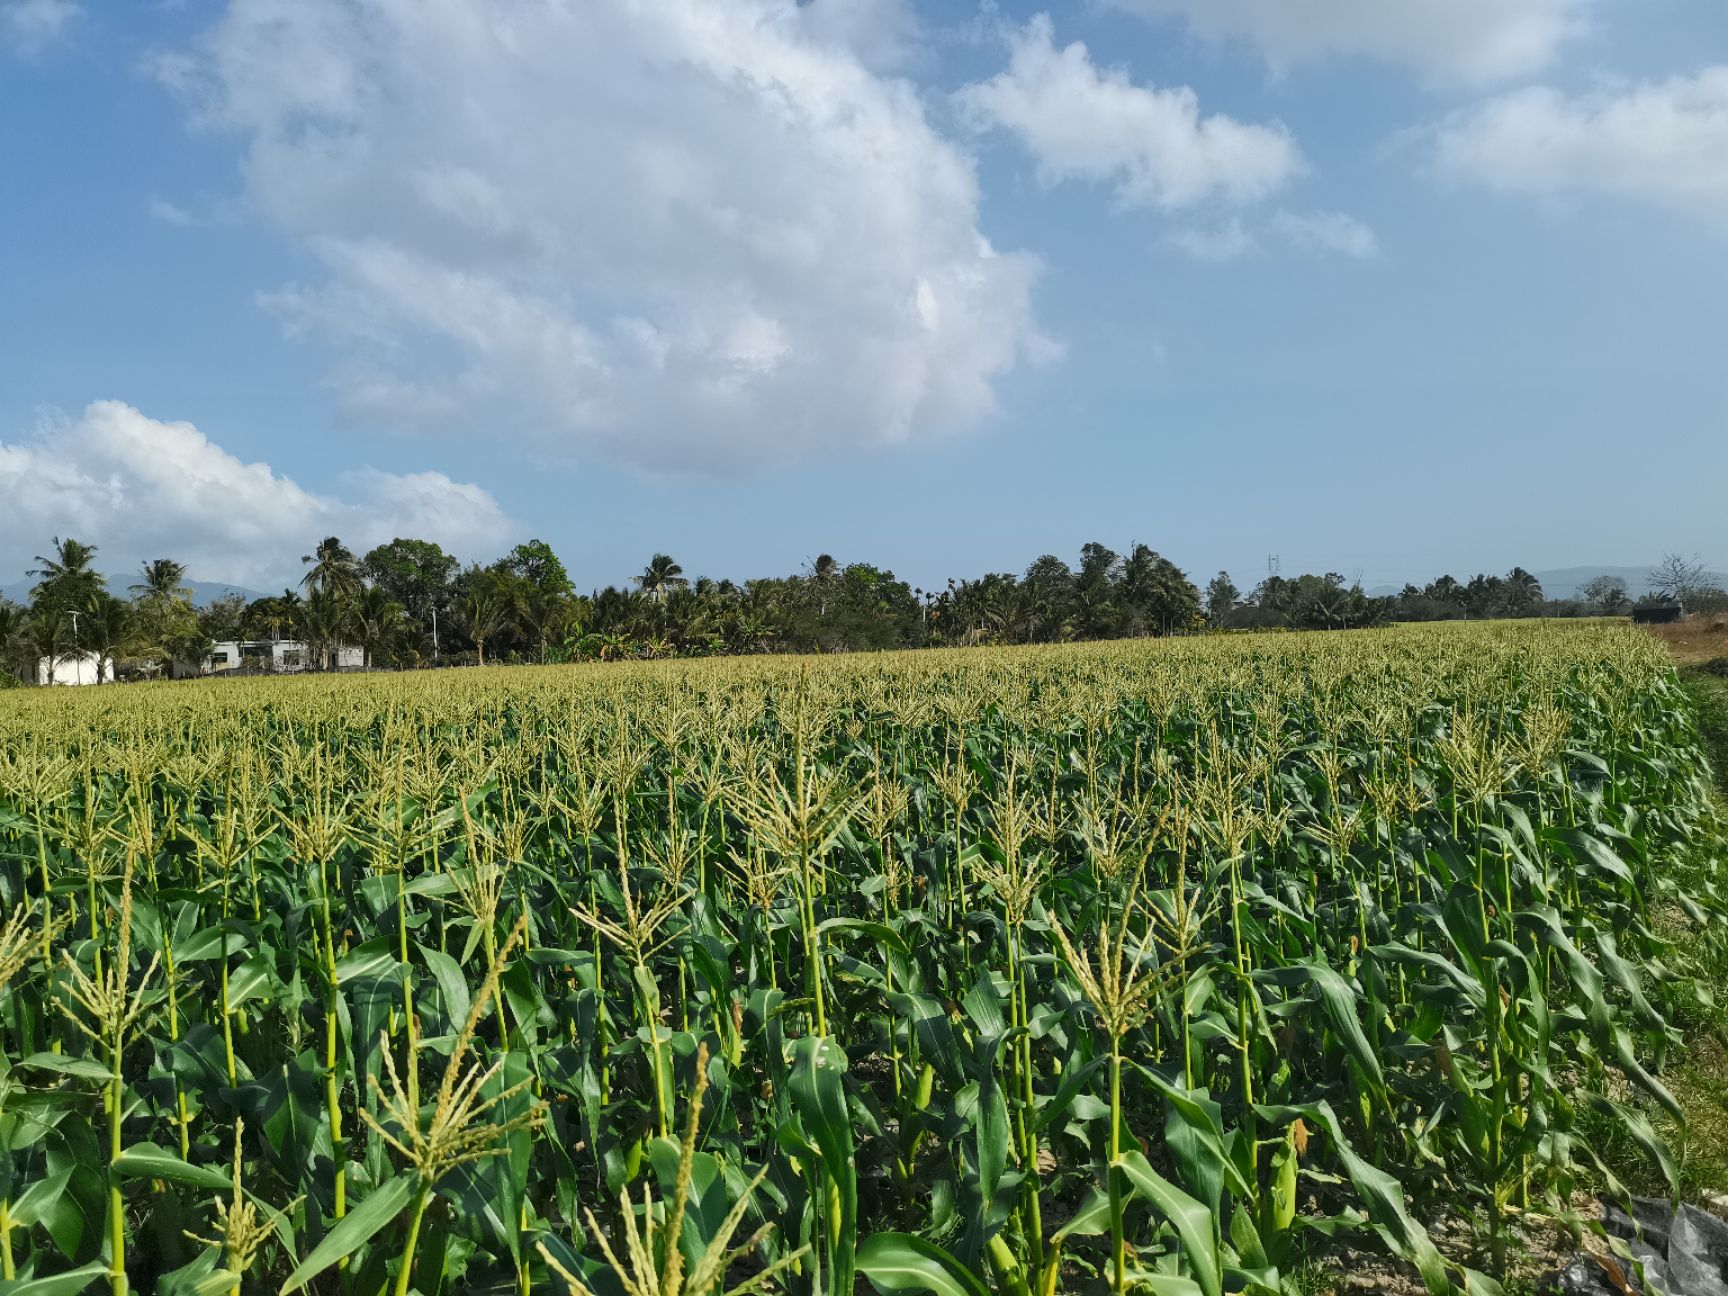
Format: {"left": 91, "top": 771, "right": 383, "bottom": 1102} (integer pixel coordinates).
{"left": 352, "top": 587, "right": 406, "bottom": 668}
{"left": 301, "top": 588, "right": 353, "bottom": 671}
{"left": 301, "top": 537, "right": 362, "bottom": 600}
{"left": 458, "top": 579, "right": 513, "bottom": 666}
{"left": 257, "top": 590, "right": 303, "bottom": 644}
{"left": 131, "top": 558, "right": 192, "bottom": 603}
{"left": 807, "top": 553, "right": 841, "bottom": 617}
{"left": 26, "top": 606, "right": 65, "bottom": 684}
{"left": 634, "top": 554, "right": 687, "bottom": 605}
{"left": 0, "top": 600, "right": 35, "bottom": 681}
{"left": 29, "top": 537, "right": 102, "bottom": 611}
{"left": 1501, "top": 567, "right": 1544, "bottom": 614}
{"left": 82, "top": 591, "right": 131, "bottom": 684}
{"left": 515, "top": 586, "right": 581, "bottom": 663}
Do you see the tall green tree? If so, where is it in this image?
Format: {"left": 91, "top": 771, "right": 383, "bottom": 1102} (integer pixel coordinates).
{"left": 364, "top": 538, "right": 459, "bottom": 624}
{"left": 1580, "top": 575, "right": 1630, "bottom": 615}
{"left": 634, "top": 553, "right": 687, "bottom": 604}
{"left": 199, "top": 593, "right": 248, "bottom": 645}
{"left": 496, "top": 539, "right": 574, "bottom": 599}
{"left": 1204, "top": 571, "right": 1240, "bottom": 627}
{"left": 1074, "top": 542, "right": 1121, "bottom": 638}
{"left": 128, "top": 556, "right": 202, "bottom": 669}
{"left": 457, "top": 570, "right": 515, "bottom": 666}
{"left": 81, "top": 591, "right": 131, "bottom": 683}
{"left": 301, "top": 536, "right": 363, "bottom": 600}
{"left": 0, "top": 600, "right": 28, "bottom": 682}
{"left": 1018, "top": 556, "right": 1074, "bottom": 642}
{"left": 243, "top": 591, "right": 304, "bottom": 643}
{"left": 29, "top": 536, "right": 103, "bottom": 614}
{"left": 26, "top": 605, "right": 66, "bottom": 683}
{"left": 1501, "top": 567, "right": 1543, "bottom": 613}
{"left": 352, "top": 587, "right": 407, "bottom": 668}
{"left": 131, "top": 558, "right": 191, "bottom": 603}
{"left": 301, "top": 588, "right": 353, "bottom": 671}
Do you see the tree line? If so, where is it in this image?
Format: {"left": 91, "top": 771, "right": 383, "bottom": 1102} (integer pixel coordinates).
{"left": 0, "top": 535, "right": 1718, "bottom": 682}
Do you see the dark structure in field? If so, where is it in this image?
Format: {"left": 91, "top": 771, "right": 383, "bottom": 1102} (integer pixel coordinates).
{"left": 1632, "top": 603, "right": 1685, "bottom": 625}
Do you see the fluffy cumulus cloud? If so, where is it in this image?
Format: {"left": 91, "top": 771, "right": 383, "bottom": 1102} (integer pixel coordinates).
{"left": 1431, "top": 69, "right": 1728, "bottom": 219}
{"left": 0, "top": 401, "right": 515, "bottom": 586}
{"left": 155, "top": 0, "right": 1050, "bottom": 473}
{"left": 1106, "top": 0, "right": 1590, "bottom": 84}
{"left": 956, "top": 15, "right": 1303, "bottom": 210}
{"left": 1, "top": 0, "right": 78, "bottom": 54}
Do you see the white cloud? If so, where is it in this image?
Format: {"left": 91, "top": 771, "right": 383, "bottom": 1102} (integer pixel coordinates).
{"left": 1106, "top": 0, "right": 1590, "bottom": 84}
{"left": 1167, "top": 209, "right": 1378, "bottom": 262}
{"left": 1167, "top": 220, "right": 1261, "bottom": 261}
{"left": 157, "top": 0, "right": 1051, "bottom": 473}
{"left": 0, "top": 401, "right": 515, "bottom": 587}
{"left": 1430, "top": 69, "right": 1728, "bottom": 218}
{"left": 956, "top": 14, "right": 1303, "bottom": 210}
{"left": 1, "top": 0, "right": 78, "bottom": 54}
{"left": 793, "top": 0, "right": 922, "bottom": 72}
{"left": 1269, "top": 209, "right": 1380, "bottom": 258}
{"left": 147, "top": 196, "right": 197, "bottom": 227}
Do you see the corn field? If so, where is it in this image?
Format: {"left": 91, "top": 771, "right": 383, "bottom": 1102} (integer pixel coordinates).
{"left": 0, "top": 622, "right": 1721, "bottom": 1296}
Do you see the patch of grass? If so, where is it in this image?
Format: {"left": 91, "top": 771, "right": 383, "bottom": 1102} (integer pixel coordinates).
{"left": 1681, "top": 665, "right": 1728, "bottom": 792}
{"left": 1645, "top": 617, "right": 1728, "bottom": 668}
{"left": 1581, "top": 666, "right": 1728, "bottom": 1202}
{"left": 1662, "top": 667, "right": 1728, "bottom": 1198}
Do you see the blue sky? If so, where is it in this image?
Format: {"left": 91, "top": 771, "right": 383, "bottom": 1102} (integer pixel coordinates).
{"left": 1, "top": 0, "right": 1724, "bottom": 595}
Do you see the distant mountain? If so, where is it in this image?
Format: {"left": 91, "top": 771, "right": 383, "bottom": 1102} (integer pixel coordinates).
{"left": 0, "top": 577, "right": 269, "bottom": 607}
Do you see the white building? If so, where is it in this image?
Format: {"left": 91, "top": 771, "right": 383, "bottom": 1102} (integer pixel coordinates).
{"left": 188, "top": 640, "right": 364, "bottom": 676}
{"left": 37, "top": 651, "right": 112, "bottom": 686}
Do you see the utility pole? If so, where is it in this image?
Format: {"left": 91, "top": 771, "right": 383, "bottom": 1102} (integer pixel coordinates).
{"left": 432, "top": 605, "right": 439, "bottom": 666}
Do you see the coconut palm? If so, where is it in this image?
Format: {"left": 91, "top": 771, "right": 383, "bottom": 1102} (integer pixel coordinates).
{"left": 634, "top": 554, "right": 687, "bottom": 605}
{"left": 251, "top": 591, "right": 303, "bottom": 644}
{"left": 0, "top": 600, "right": 25, "bottom": 680}
{"left": 1501, "top": 567, "right": 1544, "bottom": 614}
{"left": 808, "top": 553, "right": 840, "bottom": 616}
{"left": 301, "top": 588, "right": 353, "bottom": 672}
{"left": 29, "top": 537, "right": 102, "bottom": 611}
{"left": 301, "top": 537, "right": 362, "bottom": 600}
{"left": 25, "top": 606, "right": 65, "bottom": 684}
{"left": 81, "top": 591, "right": 131, "bottom": 684}
{"left": 131, "top": 559, "right": 192, "bottom": 603}
{"left": 515, "top": 585, "right": 582, "bottom": 663}
{"left": 352, "top": 587, "right": 406, "bottom": 668}
{"left": 458, "top": 578, "right": 514, "bottom": 666}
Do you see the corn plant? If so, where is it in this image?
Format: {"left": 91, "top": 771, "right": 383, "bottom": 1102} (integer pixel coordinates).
{"left": 0, "top": 621, "right": 1717, "bottom": 1295}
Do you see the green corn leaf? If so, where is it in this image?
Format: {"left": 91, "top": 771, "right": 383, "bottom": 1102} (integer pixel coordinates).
{"left": 816, "top": 917, "right": 910, "bottom": 955}
{"left": 1123, "top": 1276, "right": 1205, "bottom": 1296}
{"left": 0, "top": 1260, "right": 111, "bottom": 1296}
{"left": 112, "top": 1144, "right": 233, "bottom": 1190}
{"left": 14, "top": 1054, "right": 113, "bottom": 1084}
{"left": 1050, "top": 1187, "right": 1112, "bottom": 1244}
{"left": 281, "top": 1171, "right": 418, "bottom": 1293}
{"left": 1254, "top": 1101, "right": 1451, "bottom": 1296}
{"left": 789, "top": 1036, "right": 857, "bottom": 1296}
{"left": 858, "top": 1231, "right": 991, "bottom": 1296}
{"left": 7, "top": 1170, "right": 73, "bottom": 1230}
{"left": 1114, "top": 1150, "right": 1223, "bottom": 1296}
{"left": 417, "top": 942, "right": 473, "bottom": 1028}
{"left": 1256, "top": 962, "right": 1384, "bottom": 1089}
